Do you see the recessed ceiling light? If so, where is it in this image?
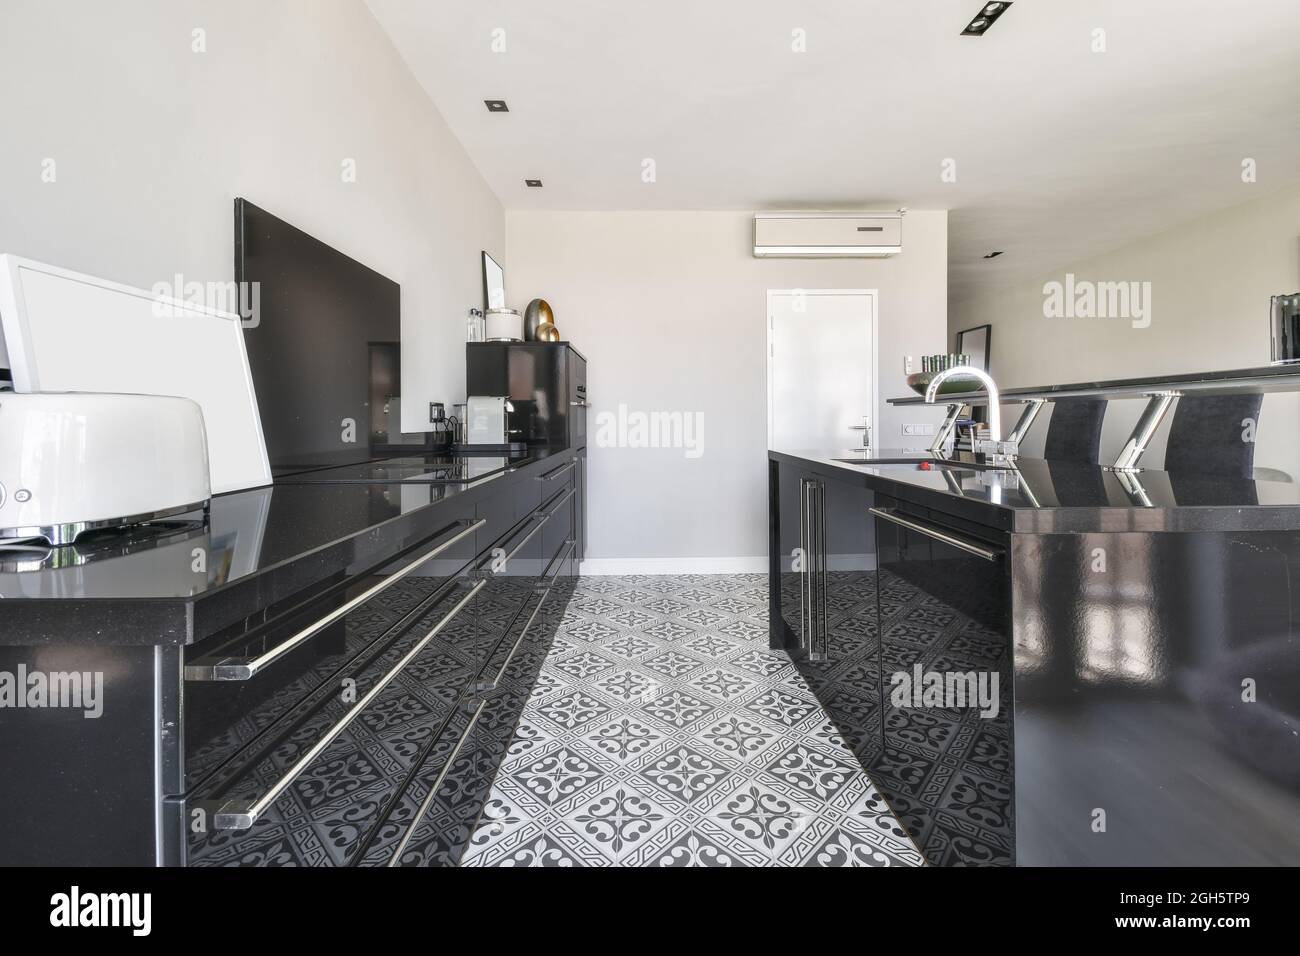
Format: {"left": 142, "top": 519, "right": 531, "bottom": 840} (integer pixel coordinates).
{"left": 962, "top": 1, "right": 1011, "bottom": 35}
{"left": 484, "top": 99, "right": 509, "bottom": 112}
{"left": 525, "top": 179, "right": 543, "bottom": 188}
{"left": 983, "top": 251, "right": 1005, "bottom": 259}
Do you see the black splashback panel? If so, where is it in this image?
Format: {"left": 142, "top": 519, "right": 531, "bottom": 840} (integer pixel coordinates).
{"left": 235, "top": 198, "right": 401, "bottom": 469}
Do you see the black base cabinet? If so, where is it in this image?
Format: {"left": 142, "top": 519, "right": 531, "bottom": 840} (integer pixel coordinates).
{"left": 770, "top": 454, "right": 1300, "bottom": 866}
{"left": 769, "top": 457, "right": 1013, "bottom": 865}
{"left": 0, "top": 451, "right": 581, "bottom": 867}
{"left": 182, "top": 456, "right": 581, "bottom": 867}
{"left": 871, "top": 493, "right": 1014, "bottom": 866}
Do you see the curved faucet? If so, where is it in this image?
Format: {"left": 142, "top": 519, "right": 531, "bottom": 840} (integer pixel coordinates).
{"left": 924, "top": 365, "right": 1001, "bottom": 440}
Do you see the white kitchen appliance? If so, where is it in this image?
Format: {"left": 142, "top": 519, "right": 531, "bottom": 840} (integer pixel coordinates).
{"left": 0, "top": 254, "right": 271, "bottom": 494}
{"left": 0, "top": 393, "right": 211, "bottom": 546}
{"left": 466, "top": 395, "right": 510, "bottom": 445}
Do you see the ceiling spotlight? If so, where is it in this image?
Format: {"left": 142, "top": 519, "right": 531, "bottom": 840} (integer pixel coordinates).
{"left": 484, "top": 99, "right": 509, "bottom": 112}
{"left": 983, "top": 251, "right": 1005, "bottom": 259}
{"left": 962, "top": 1, "right": 1011, "bottom": 35}
{"left": 525, "top": 179, "right": 543, "bottom": 188}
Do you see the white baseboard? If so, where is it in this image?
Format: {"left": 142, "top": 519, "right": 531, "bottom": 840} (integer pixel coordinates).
{"left": 578, "top": 557, "right": 769, "bottom": 575}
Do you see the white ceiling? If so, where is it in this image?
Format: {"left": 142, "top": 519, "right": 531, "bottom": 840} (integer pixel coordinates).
{"left": 366, "top": 0, "right": 1300, "bottom": 300}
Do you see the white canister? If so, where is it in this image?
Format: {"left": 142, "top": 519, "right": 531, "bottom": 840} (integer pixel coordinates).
{"left": 485, "top": 308, "right": 523, "bottom": 342}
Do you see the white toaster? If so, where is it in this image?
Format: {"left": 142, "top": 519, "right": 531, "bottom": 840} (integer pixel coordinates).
{"left": 0, "top": 393, "right": 211, "bottom": 546}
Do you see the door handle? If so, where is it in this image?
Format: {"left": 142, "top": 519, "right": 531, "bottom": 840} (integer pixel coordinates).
{"left": 869, "top": 507, "right": 1002, "bottom": 562}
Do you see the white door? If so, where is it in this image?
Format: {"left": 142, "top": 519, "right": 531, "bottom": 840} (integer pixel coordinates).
{"left": 768, "top": 290, "right": 877, "bottom": 450}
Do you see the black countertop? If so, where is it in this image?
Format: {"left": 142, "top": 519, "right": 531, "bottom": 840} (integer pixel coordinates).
{"left": 887, "top": 363, "right": 1300, "bottom": 406}
{"left": 0, "top": 448, "right": 571, "bottom": 647}
{"left": 771, "top": 449, "right": 1300, "bottom": 534}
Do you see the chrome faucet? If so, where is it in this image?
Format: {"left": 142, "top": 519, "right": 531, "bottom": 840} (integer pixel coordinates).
{"left": 924, "top": 365, "right": 1018, "bottom": 465}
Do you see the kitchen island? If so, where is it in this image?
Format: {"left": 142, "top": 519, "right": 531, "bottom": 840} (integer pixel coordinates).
{"left": 0, "top": 447, "right": 586, "bottom": 866}
{"left": 768, "top": 448, "right": 1300, "bottom": 866}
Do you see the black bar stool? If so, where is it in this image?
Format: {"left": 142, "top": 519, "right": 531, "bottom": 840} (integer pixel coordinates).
{"left": 1042, "top": 398, "right": 1108, "bottom": 464}
{"left": 1162, "top": 394, "right": 1263, "bottom": 479}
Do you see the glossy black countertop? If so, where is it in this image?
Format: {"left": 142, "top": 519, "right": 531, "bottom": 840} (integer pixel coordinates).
{"left": 887, "top": 362, "right": 1300, "bottom": 406}
{"left": 0, "top": 448, "right": 572, "bottom": 647}
{"left": 771, "top": 449, "right": 1300, "bottom": 534}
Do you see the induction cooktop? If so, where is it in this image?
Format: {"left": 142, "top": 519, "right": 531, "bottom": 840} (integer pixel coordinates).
{"left": 272, "top": 454, "right": 530, "bottom": 484}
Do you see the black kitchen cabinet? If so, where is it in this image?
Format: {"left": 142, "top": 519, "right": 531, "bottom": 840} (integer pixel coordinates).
{"left": 466, "top": 342, "right": 587, "bottom": 449}
{"left": 871, "top": 494, "right": 1014, "bottom": 866}
{"left": 0, "top": 447, "right": 586, "bottom": 867}
{"left": 769, "top": 457, "right": 1013, "bottom": 865}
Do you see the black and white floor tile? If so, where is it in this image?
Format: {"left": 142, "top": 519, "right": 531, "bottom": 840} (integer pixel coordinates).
{"left": 461, "top": 574, "right": 924, "bottom": 867}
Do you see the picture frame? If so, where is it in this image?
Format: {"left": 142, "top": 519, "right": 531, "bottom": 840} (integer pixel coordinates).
{"left": 481, "top": 250, "right": 506, "bottom": 312}
{"left": 956, "top": 323, "right": 992, "bottom": 372}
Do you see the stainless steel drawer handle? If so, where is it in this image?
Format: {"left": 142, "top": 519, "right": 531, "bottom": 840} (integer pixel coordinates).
{"left": 536, "top": 460, "right": 577, "bottom": 481}
{"left": 499, "top": 513, "right": 550, "bottom": 567}
{"left": 185, "top": 518, "right": 486, "bottom": 682}
{"left": 212, "top": 578, "right": 487, "bottom": 831}
{"left": 869, "top": 507, "right": 1003, "bottom": 562}
{"left": 539, "top": 486, "right": 577, "bottom": 518}
{"left": 487, "top": 538, "right": 574, "bottom": 689}
{"left": 386, "top": 697, "right": 487, "bottom": 867}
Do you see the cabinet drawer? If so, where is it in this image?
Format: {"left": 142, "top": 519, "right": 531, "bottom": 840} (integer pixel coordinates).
{"left": 186, "top": 575, "right": 484, "bottom": 866}
{"left": 356, "top": 695, "right": 486, "bottom": 867}
{"left": 541, "top": 482, "right": 576, "bottom": 571}
{"left": 183, "top": 507, "right": 480, "bottom": 791}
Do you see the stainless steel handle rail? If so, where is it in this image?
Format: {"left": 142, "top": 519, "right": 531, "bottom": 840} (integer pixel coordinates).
{"left": 569, "top": 400, "right": 592, "bottom": 408}
{"left": 869, "top": 507, "right": 1003, "bottom": 562}
{"left": 186, "top": 519, "right": 486, "bottom": 682}
{"left": 499, "top": 513, "right": 550, "bottom": 567}
{"left": 386, "top": 697, "right": 487, "bottom": 867}
{"left": 536, "top": 460, "right": 577, "bottom": 481}
{"left": 388, "top": 537, "right": 576, "bottom": 865}
{"left": 798, "top": 478, "right": 827, "bottom": 661}
{"left": 539, "top": 486, "right": 577, "bottom": 518}
{"left": 212, "top": 578, "right": 487, "bottom": 830}
{"left": 488, "top": 538, "right": 575, "bottom": 689}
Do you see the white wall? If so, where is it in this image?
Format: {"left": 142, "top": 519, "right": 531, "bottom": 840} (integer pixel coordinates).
{"left": 951, "top": 181, "right": 1300, "bottom": 476}
{"left": 0, "top": 0, "right": 502, "bottom": 430}
{"left": 507, "top": 210, "right": 950, "bottom": 569}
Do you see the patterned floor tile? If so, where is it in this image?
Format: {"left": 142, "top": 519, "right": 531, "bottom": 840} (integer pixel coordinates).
{"left": 459, "top": 574, "right": 923, "bottom": 868}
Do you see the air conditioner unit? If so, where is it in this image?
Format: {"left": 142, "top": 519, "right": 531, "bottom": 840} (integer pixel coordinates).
{"left": 753, "top": 211, "right": 903, "bottom": 258}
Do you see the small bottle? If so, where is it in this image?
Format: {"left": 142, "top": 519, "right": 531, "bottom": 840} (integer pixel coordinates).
{"left": 467, "top": 308, "right": 485, "bottom": 342}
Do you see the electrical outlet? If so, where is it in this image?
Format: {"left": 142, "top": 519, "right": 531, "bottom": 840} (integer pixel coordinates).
{"left": 902, "top": 424, "right": 936, "bottom": 437}
{"left": 904, "top": 355, "right": 913, "bottom": 374}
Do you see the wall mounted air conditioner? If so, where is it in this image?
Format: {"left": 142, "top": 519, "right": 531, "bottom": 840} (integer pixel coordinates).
{"left": 753, "top": 210, "right": 903, "bottom": 258}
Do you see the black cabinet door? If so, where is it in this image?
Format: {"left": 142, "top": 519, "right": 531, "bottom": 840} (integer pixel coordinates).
{"left": 872, "top": 495, "right": 1014, "bottom": 866}
{"left": 770, "top": 459, "right": 806, "bottom": 653}
{"left": 184, "top": 573, "right": 483, "bottom": 866}
{"left": 809, "top": 476, "right": 879, "bottom": 764}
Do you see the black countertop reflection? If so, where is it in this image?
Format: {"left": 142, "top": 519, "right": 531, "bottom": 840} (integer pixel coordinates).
{"left": 0, "top": 448, "right": 568, "bottom": 646}
{"left": 771, "top": 450, "right": 1300, "bottom": 533}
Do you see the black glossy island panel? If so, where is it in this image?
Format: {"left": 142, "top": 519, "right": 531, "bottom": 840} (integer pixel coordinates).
{"left": 0, "top": 448, "right": 586, "bottom": 866}
{"left": 769, "top": 449, "right": 1300, "bottom": 866}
